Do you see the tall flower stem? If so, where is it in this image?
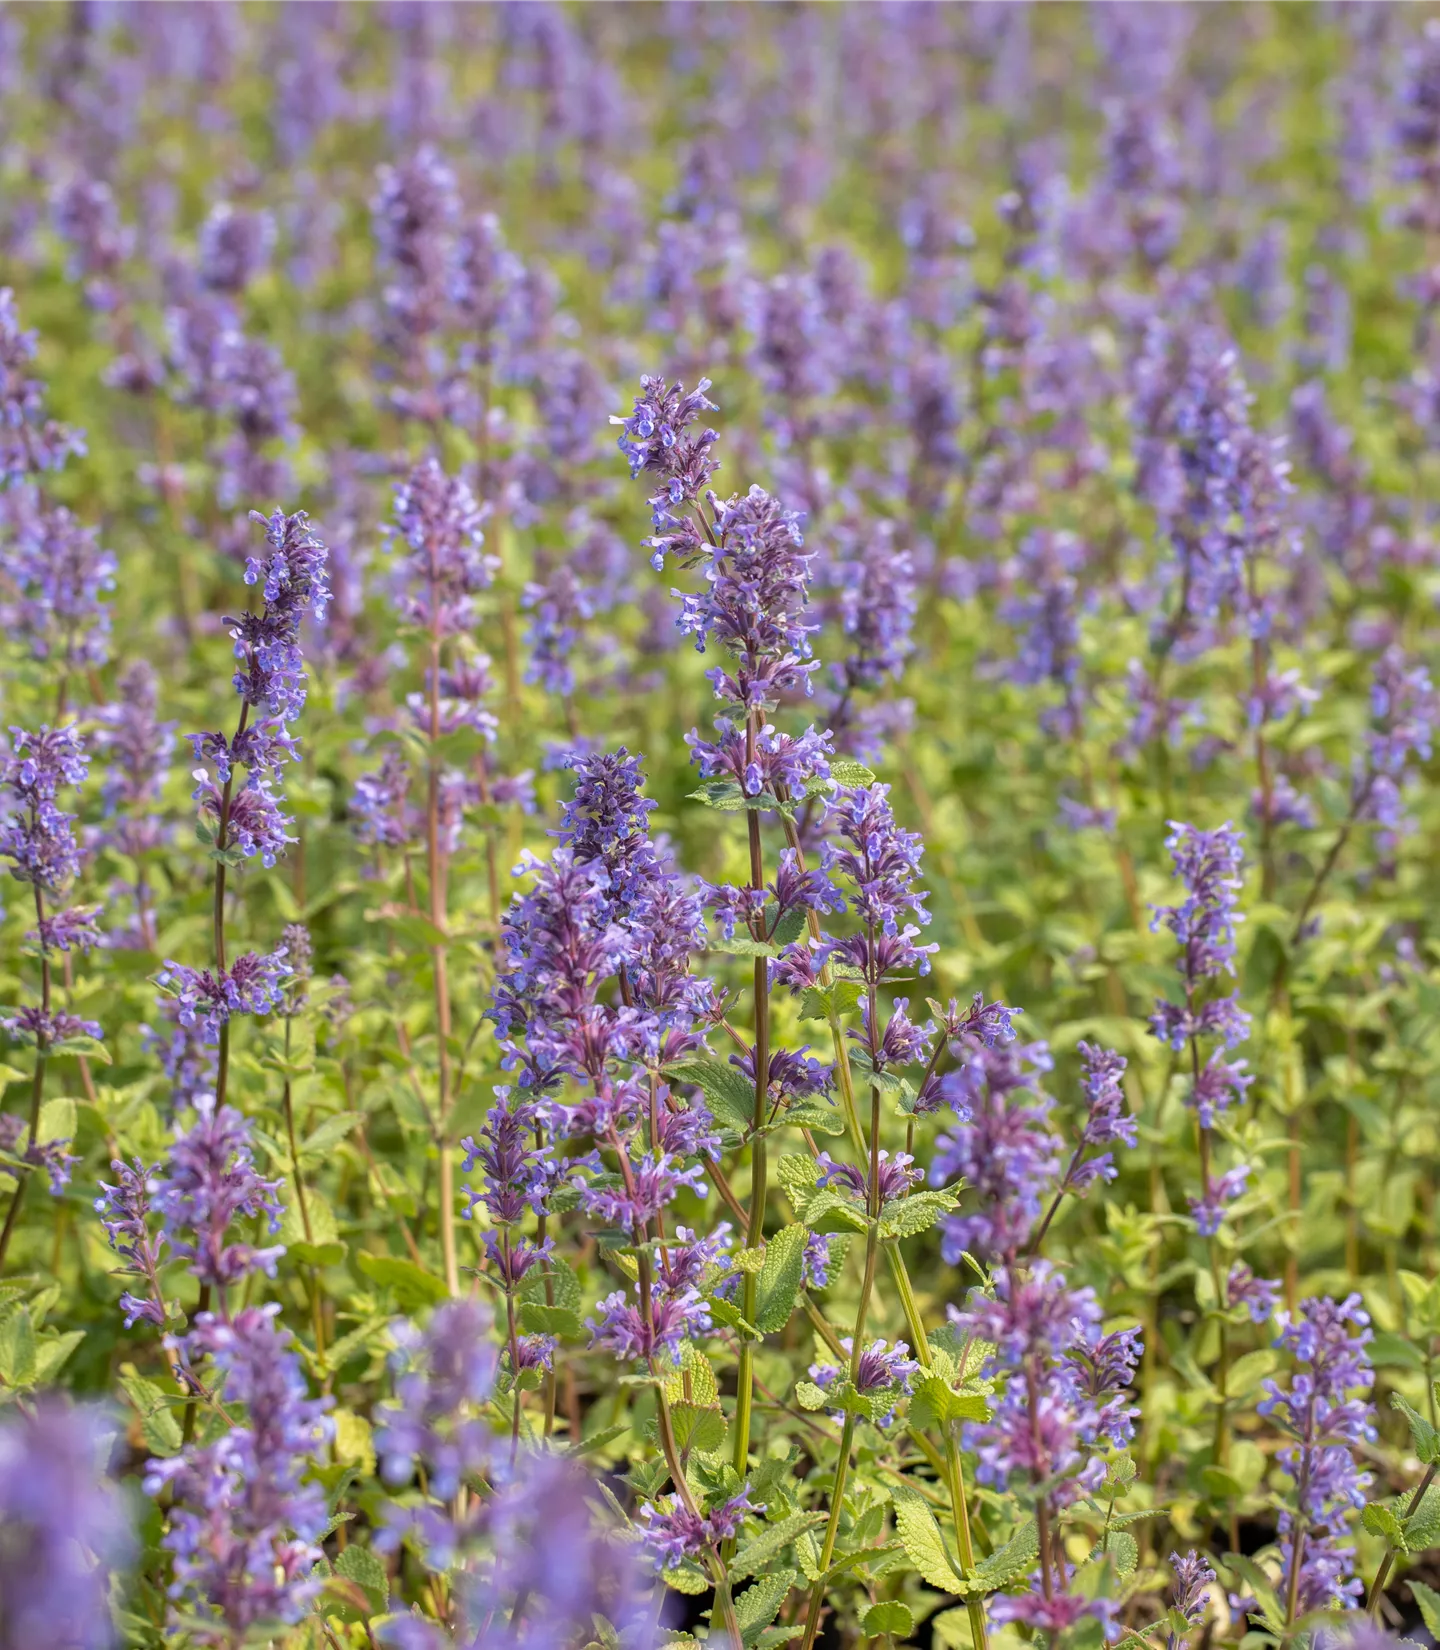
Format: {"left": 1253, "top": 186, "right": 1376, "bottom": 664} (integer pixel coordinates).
{"left": 0, "top": 888, "right": 49, "bottom": 1271}
{"left": 426, "top": 614, "right": 459, "bottom": 1298}
{"left": 280, "top": 1014, "right": 326, "bottom": 1358}
{"left": 211, "top": 699, "right": 251, "bottom": 1111}
{"left": 779, "top": 809, "right": 988, "bottom": 1650}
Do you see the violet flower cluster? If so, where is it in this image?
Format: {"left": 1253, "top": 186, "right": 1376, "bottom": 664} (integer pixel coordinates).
{"left": 1257, "top": 1294, "right": 1374, "bottom": 1616}
{"left": 953, "top": 1262, "right": 1142, "bottom": 1636}
{"left": 1150, "top": 821, "right": 1254, "bottom": 1233}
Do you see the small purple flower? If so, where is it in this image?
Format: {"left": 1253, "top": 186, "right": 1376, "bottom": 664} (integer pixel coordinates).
{"left": 151, "top": 1102, "right": 286, "bottom": 1290}
{"left": 144, "top": 1305, "right": 330, "bottom": 1638}
{"left": 1189, "top": 1166, "right": 1250, "bottom": 1236}
{"left": 0, "top": 1397, "right": 134, "bottom": 1648}
{"left": 1227, "top": 1263, "right": 1280, "bottom": 1325}
{"left": 156, "top": 948, "right": 291, "bottom": 1042}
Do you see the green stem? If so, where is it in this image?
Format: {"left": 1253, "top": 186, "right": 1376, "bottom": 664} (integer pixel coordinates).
{"left": 799, "top": 1412, "right": 857, "bottom": 1650}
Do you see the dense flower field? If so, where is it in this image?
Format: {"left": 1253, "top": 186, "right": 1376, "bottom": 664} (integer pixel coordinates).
{"left": 5, "top": 4, "right": 1440, "bottom": 1648}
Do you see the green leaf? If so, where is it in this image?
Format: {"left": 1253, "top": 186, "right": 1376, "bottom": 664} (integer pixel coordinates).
{"left": 662, "top": 1563, "right": 712, "bottom": 1595}
{"left": 299, "top": 1111, "right": 363, "bottom": 1159}
{"left": 335, "top": 1546, "right": 388, "bottom": 1613}
{"left": 795, "top": 1380, "right": 831, "bottom": 1411}
{"left": 734, "top": 1569, "right": 796, "bottom": 1641}
{"left": 518, "top": 1302, "right": 585, "bottom": 1339}
{"left": 34, "top": 1329, "right": 83, "bottom": 1384}
{"left": 666, "top": 1058, "right": 756, "bottom": 1133}
{"left": 799, "top": 980, "right": 864, "bottom": 1023}
{"left": 688, "top": 780, "right": 748, "bottom": 812}
{"left": 779, "top": 1100, "right": 846, "bottom": 1137}
{"left": 892, "top": 1490, "right": 963, "bottom": 1591}
{"left": 36, "top": 1096, "right": 75, "bottom": 1143}
{"left": 976, "top": 1519, "right": 1038, "bottom": 1588}
{"left": 289, "top": 1239, "right": 346, "bottom": 1267}
{"left": 1393, "top": 1393, "right": 1440, "bottom": 1464}
{"left": 663, "top": 1344, "right": 719, "bottom": 1408}
{"left": 829, "top": 759, "right": 876, "bottom": 788}
{"left": 732, "top": 1513, "right": 827, "bottom": 1580}
{"left": 566, "top": 1423, "right": 628, "bottom": 1458}
{"left": 706, "top": 1295, "right": 760, "bottom": 1340}
{"left": 776, "top": 1153, "right": 820, "bottom": 1211}
{"left": 1362, "top": 1503, "right": 1408, "bottom": 1549}
{"left": 863, "top": 1602, "right": 913, "bottom": 1637}
{"left": 754, "top": 1225, "right": 807, "bottom": 1334}
{"left": 800, "top": 1190, "right": 870, "bottom": 1234}
{"left": 879, "top": 1188, "right": 958, "bottom": 1240}
{"left": 709, "top": 935, "right": 782, "bottom": 958}
{"left": 0, "top": 1307, "right": 37, "bottom": 1388}
{"left": 1089, "top": 1532, "right": 1139, "bottom": 1577}
{"left": 118, "top": 1365, "right": 183, "bottom": 1456}
{"left": 670, "top": 1401, "right": 727, "bottom": 1455}
{"left": 355, "top": 1251, "right": 448, "bottom": 1308}
{"left": 1406, "top": 1484, "right": 1440, "bottom": 1552}
{"left": 1412, "top": 1580, "right": 1440, "bottom": 1640}
{"left": 519, "top": 1255, "right": 581, "bottom": 1314}
{"left": 909, "top": 1372, "right": 990, "bottom": 1430}
{"left": 1225, "top": 1349, "right": 1278, "bottom": 1396}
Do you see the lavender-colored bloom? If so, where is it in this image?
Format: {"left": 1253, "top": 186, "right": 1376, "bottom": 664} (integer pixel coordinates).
{"left": 611, "top": 375, "right": 720, "bottom": 566}
{"left": 461, "top": 1088, "right": 550, "bottom": 1227}
{"left": 818, "top": 1149, "right": 921, "bottom": 1207}
{"left": 1055, "top": 1041, "right": 1137, "bottom": 1196}
{"left": 998, "top": 530, "right": 1088, "bottom": 738}
{"left": 27, "top": 903, "right": 102, "bottom": 954}
{"left": 1149, "top": 822, "right": 1251, "bottom": 1054}
{"left": 1257, "top": 1295, "right": 1373, "bottom": 1616}
{"left": 141, "top": 998, "right": 218, "bottom": 1110}
{"left": 954, "top": 1262, "right": 1142, "bottom": 1535}
{"left": 1227, "top": 1263, "right": 1280, "bottom": 1325}
{"left": 94, "top": 659, "right": 175, "bottom": 858}
{"left": 151, "top": 1101, "right": 285, "bottom": 1289}
{"left": 932, "top": 1040, "right": 1060, "bottom": 1261}
{"left": 1354, "top": 647, "right": 1437, "bottom": 837}
{"left": 198, "top": 201, "right": 275, "bottom": 295}
{"left": 95, "top": 1157, "right": 169, "bottom": 1329}
{"left": 214, "top": 334, "right": 300, "bottom": 514}
{"left": 353, "top": 748, "right": 416, "bottom": 851}
{"left": 193, "top": 773, "right": 293, "bottom": 868}
{"left": 376, "top": 1300, "right": 498, "bottom": 1501}
{"left": 0, "top": 289, "right": 83, "bottom": 485}
{"left": 0, "top": 1109, "right": 76, "bottom": 1195}
{"left": 372, "top": 145, "right": 459, "bottom": 359}
{"left": 156, "top": 948, "right": 291, "bottom": 1042}
{"left": 390, "top": 457, "right": 497, "bottom": 638}
{"left": 0, "top": 724, "right": 89, "bottom": 896}
{"left": 853, "top": 1338, "right": 921, "bottom": 1395}
{"left": 3, "top": 1006, "right": 102, "bottom": 1051}
{"left": 1189, "top": 1165, "right": 1251, "bottom": 1236}
{"left": 450, "top": 1451, "right": 660, "bottom": 1648}
{"left": 1395, "top": 20, "right": 1440, "bottom": 236}
{"left": 145, "top": 1306, "right": 330, "bottom": 1640}
{"left": 640, "top": 1484, "right": 761, "bottom": 1570}
{"left": 0, "top": 492, "right": 116, "bottom": 671}
{"left": 0, "top": 1397, "right": 134, "bottom": 1649}
{"left": 676, "top": 484, "right": 817, "bottom": 715}
{"left": 588, "top": 1287, "right": 711, "bottom": 1366}
{"left": 1168, "top": 1549, "right": 1216, "bottom": 1638}
{"left": 802, "top": 1231, "right": 840, "bottom": 1289}
{"left": 822, "top": 783, "right": 930, "bottom": 939}
{"left": 52, "top": 177, "right": 132, "bottom": 309}
{"left": 228, "top": 509, "right": 331, "bottom": 725}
